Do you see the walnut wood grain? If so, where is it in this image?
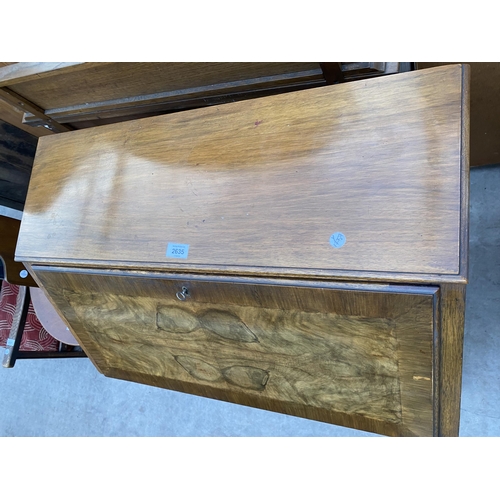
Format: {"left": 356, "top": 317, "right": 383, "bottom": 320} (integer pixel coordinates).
{"left": 7, "top": 63, "right": 321, "bottom": 111}
{"left": 1, "top": 63, "right": 408, "bottom": 131}
{"left": 17, "top": 65, "right": 469, "bottom": 436}
{"left": 32, "top": 268, "right": 437, "bottom": 436}
{"left": 10, "top": 62, "right": 326, "bottom": 130}
{"left": 22, "top": 73, "right": 326, "bottom": 129}
{"left": 438, "top": 284, "right": 466, "bottom": 436}
{"left": 417, "top": 62, "right": 499, "bottom": 167}
{"left": 17, "top": 64, "right": 469, "bottom": 284}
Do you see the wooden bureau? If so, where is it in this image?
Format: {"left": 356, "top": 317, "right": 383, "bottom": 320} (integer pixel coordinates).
{"left": 15, "top": 64, "right": 470, "bottom": 436}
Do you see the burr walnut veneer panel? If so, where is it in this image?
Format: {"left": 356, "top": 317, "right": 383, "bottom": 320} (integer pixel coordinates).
{"left": 33, "top": 269, "right": 438, "bottom": 437}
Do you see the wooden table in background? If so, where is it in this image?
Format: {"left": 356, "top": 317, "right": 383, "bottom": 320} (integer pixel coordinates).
{"left": 0, "top": 62, "right": 410, "bottom": 132}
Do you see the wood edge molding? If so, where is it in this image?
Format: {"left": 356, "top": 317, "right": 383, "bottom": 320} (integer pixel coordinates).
{"left": 438, "top": 283, "right": 466, "bottom": 436}
{"left": 27, "top": 265, "right": 442, "bottom": 295}
{"left": 15, "top": 257, "right": 469, "bottom": 285}
{"left": 460, "top": 64, "right": 471, "bottom": 283}
{"left": 432, "top": 289, "right": 441, "bottom": 436}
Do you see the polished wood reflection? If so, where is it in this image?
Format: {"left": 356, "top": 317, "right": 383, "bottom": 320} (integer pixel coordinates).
{"left": 17, "top": 65, "right": 468, "bottom": 283}
{"left": 18, "top": 64, "right": 470, "bottom": 437}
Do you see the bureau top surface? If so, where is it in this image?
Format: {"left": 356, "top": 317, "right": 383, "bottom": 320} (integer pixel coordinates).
{"left": 16, "top": 64, "right": 469, "bottom": 283}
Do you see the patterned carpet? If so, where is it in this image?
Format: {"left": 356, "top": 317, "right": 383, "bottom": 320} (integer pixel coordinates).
{"left": 0, "top": 281, "right": 58, "bottom": 351}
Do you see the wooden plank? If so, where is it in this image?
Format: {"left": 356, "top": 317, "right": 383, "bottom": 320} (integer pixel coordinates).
{"left": 0, "top": 96, "right": 53, "bottom": 137}
{"left": 47, "top": 77, "right": 325, "bottom": 129}
{"left": 32, "top": 268, "right": 437, "bottom": 436}
{"left": 0, "top": 62, "right": 109, "bottom": 87}
{"left": 0, "top": 88, "right": 71, "bottom": 133}
{"left": 16, "top": 65, "right": 468, "bottom": 283}
{"left": 21, "top": 69, "right": 325, "bottom": 126}
{"left": 438, "top": 283, "right": 466, "bottom": 436}
{"left": 417, "top": 62, "right": 500, "bottom": 167}
{"left": 8, "top": 63, "right": 322, "bottom": 110}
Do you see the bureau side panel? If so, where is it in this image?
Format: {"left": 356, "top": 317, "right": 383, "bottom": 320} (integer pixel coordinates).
{"left": 32, "top": 269, "right": 437, "bottom": 436}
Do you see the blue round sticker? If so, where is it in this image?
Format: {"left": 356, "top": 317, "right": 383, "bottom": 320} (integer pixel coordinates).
{"left": 330, "top": 232, "right": 346, "bottom": 248}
